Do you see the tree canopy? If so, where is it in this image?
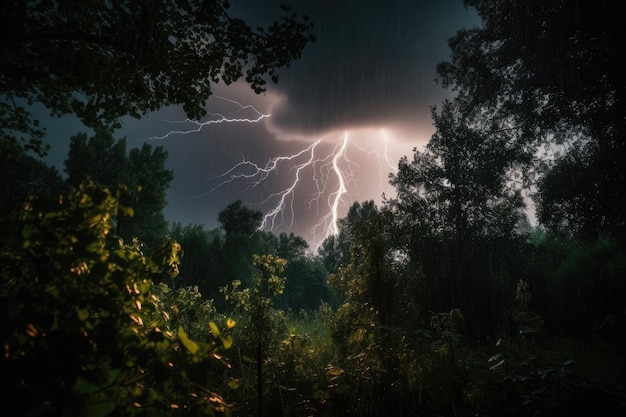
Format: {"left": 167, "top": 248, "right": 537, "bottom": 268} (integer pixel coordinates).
{"left": 0, "top": 181, "right": 236, "bottom": 416}
{"left": 65, "top": 131, "right": 173, "bottom": 251}
{"left": 0, "top": 0, "right": 315, "bottom": 154}
{"left": 438, "top": 0, "right": 625, "bottom": 239}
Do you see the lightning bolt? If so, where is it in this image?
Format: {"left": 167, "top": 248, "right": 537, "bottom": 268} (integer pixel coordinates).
{"left": 316, "top": 132, "right": 349, "bottom": 238}
{"left": 196, "top": 130, "right": 369, "bottom": 249}
{"left": 196, "top": 140, "right": 323, "bottom": 232}
{"left": 141, "top": 95, "right": 401, "bottom": 251}
{"left": 349, "top": 129, "right": 397, "bottom": 190}
{"left": 259, "top": 141, "right": 320, "bottom": 231}
{"left": 146, "top": 96, "right": 270, "bottom": 141}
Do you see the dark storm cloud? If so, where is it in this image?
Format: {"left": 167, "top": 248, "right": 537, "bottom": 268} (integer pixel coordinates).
{"left": 232, "top": 0, "right": 479, "bottom": 136}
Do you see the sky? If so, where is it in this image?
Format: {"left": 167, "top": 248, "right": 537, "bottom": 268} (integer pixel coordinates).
{"left": 41, "top": 0, "right": 480, "bottom": 251}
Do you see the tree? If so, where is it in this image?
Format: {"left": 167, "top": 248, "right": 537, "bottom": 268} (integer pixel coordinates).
{"left": 437, "top": 0, "right": 626, "bottom": 239}
{"left": 168, "top": 222, "right": 224, "bottom": 297}
{"left": 324, "top": 203, "right": 432, "bottom": 416}
{"left": 259, "top": 231, "right": 332, "bottom": 311}
{"left": 330, "top": 206, "right": 397, "bottom": 323}
{"left": 65, "top": 131, "right": 129, "bottom": 188}
{"left": 0, "top": 180, "right": 235, "bottom": 416}
{"left": 387, "top": 99, "right": 528, "bottom": 338}
{"left": 274, "top": 231, "right": 309, "bottom": 261}
{"left": 522, "top": 230, "right": 626, "bottom": 342}
{"left": 280, "top": 256, "right": 332, "bottom": 311}
{"left": 221, "top": 254, "right": 288, "bottom": 417}
{"left": 536, "top": 143, "right": 598, "bottom": 237}
{"left": 216, "top": 200, "right": 264, "bottom": 291}
{"left": 0, "top": 137, "right": 64, "bottom": 217}
{"left": 0, "top": 0, "right": 315, "bottom": 154}
{"left": 218, "top": 200, "right": 263, "bottom": 240}
{"left": 64, "top": 130, "right": 173, "bottom": 252}
{"left": 125, "top": 142, "right": 174, "bottom": 248}
{"left": 317, "top": 200, "right": 379, "bottom": 274}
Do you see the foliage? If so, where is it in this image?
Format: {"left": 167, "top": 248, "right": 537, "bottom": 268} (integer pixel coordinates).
{"left": 318, "top": 200, "right": 380, "bottom": 274}
{"left": 0, "top": 135, "right": 64, "bottom": 217}
{"left": 215, "top": 202, "right": 331, "bottom": 313}
{"left": 152, "top": 283, "right": 229, "bottom": 343}
{"left": 168, "top": 204, "right": 331, "bottom": 315}
{"left": 223, "top": 254, "right": 288, "bottom": 315}
{"left": 256, "top": 232, "right": 331, "bottom": 311}
{"left": 522, "top": 230, "right": 626, "bottom": 343}
{"left": 167, "top": 222, "right": 224, "bottom": 296}
{"left": 465, "top": 334, "right": 626, "bottom": 416}
{"left": 215, "top": 200, "right": 265, "bottom": 300}
{"left": 221, "top": 254, "right": 288, "bottom": 416}
{"left": 268, "top": 329, "right": 332, "bottom": 416}
{"left": 1, "top": 0, "right": 315, "bottom": 154}
{"left": 64, "top": 131, "right": 173, "bottom": 252}
{"left": 439, "top": 0, "right": 626, "bottom": 240}
{"left": 278, "top": 256, "right": 333, "bottom": 312}
{"left": 321, "top": 203, "right": 437, "bottom": 416}
{"left": 387, "top": 98, "right": 530, "bottom": 338}
{"left": 0, "top": 181, "right": 235, "bottom": 416}
{"left": 218, "top": 200, "right": 263, "bottom": 243}
{"left": 536, "top": 141, "right": 621, "bottom": 239}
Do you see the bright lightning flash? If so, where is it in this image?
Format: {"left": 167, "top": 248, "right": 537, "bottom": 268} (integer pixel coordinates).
{"left": 145, "top": 96, "right": 401, "bottom": 251}
{"left": 146, "top": 96, "right": 270, "bottom": 140}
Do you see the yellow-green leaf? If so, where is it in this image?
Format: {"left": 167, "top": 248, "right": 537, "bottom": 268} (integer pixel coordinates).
{"left": 156, "top": 339, "right": 171, "bottom": 353}
{"left": 209, "top": 321, "right": 221, "bottom": 337}
{"left": 178, "top": 326, "right": 199, "bottom": 355}
{"left": 119, "top": 205, "right": 134, "bottom": 217}
{"left": 220, "top": 335, "right": 233, "bottom": 349}
{"left": 77, "top": 308, "right": 89, "bottom": 321}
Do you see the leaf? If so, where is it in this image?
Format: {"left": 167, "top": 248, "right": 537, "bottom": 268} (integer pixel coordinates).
{"left": 220, "top": 335, "right": 233, "bottom": 349}
{"left": 326, "top": 365, "right": 344, "bottom": 377}
{"left": 155, "top": 339, "right": 171, "bottom": 354}
{"left": 178, "top": 326, "right": 199, "bottom": 355}
{"left": 77, "top": 308, "right": 89, "bottom": 321}
{"left": 209, "top": 321, "right": 221, "bottom": 337}
{"left": 226, "top": 318, "right": 236, "bottom": 329}
{"left": 119, "top": 205, "right": 134, "bottom": 217}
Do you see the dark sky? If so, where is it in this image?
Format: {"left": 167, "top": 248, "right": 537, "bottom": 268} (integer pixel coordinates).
{"left": 41, "top": 0, "right": 480, "bottom": 251}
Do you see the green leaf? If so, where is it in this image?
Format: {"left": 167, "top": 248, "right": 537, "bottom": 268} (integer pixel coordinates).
{"left": 178, "top": 326, "right": 199, "bottom": 355}
{"left": 220, "top": 335, "right": 233, "bottom": 349}
{"left": 77, "top": 308, "right": 89, "bottom": 321}
{"left": 119, "top": 205, "right": 134, "bottom": 217}
{"left": 155, "top": 339, "right": 171, "bottom": 354}
{"left": 209, "top": 321, "right": 221, "bottom": 337}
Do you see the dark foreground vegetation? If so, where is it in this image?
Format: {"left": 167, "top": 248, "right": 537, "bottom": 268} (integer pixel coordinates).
{"left": 2, "top": 1, "right": 625, "bottom": 416}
